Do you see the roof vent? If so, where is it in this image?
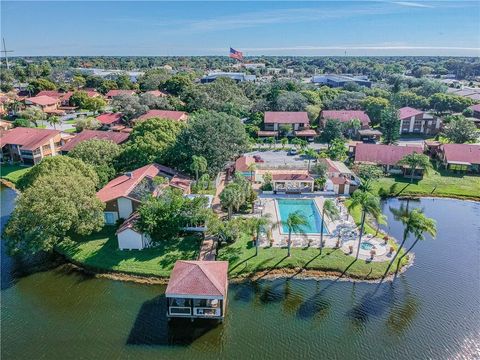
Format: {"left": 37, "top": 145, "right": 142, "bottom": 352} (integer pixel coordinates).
{"left": 125, "top": 172, "right": 134, "bottom": 179}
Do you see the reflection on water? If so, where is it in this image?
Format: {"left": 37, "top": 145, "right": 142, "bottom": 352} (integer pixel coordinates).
{"left": 1, "top": 187, "right": 480, "bottom": 360}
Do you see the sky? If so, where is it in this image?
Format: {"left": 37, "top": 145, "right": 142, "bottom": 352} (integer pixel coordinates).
{"left": 1, "top": 1, "right": 479, "bottom": 56}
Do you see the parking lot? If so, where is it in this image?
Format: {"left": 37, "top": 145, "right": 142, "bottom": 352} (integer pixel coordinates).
{"left": 245, "top": 150, "right": 313, "bottom": 169}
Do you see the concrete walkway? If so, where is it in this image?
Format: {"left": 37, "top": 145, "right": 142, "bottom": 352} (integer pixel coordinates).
{"left": 198, "top": 235, "right": 217, "bottom": 261}
{"left": 212, "top": 173, "right": 226, "bottom": 215}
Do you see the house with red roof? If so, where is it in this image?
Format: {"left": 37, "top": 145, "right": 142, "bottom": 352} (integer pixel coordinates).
{"left": 319, "top": 158, "right": 360, "bottom": 195}
{"left": 166, "top": 260, "right": 229, "bottom": 320}
{"left": 320, "top": 110, "right": 371, "bottom": 130}
{"left": 134, "top": 109, "right": 188, "bottom": 123}
{"left": 438, "top": 144, "right": 480, "bottom": 173}
{"left": 36, "top": 91, "right": 74, "bottom": 106}
{"left": 398, "top": 107, "right": 441, "bottom": 135}
{"left": 24, "top": 95, "right": 64, "bottom": 114}
{"left": 354, "top": 143, "right": 424, "bottom": 174}
{"left": 97, "top": 163, "right": 192, "bottom": 224}
{"left": 259, "top": 111, "right": 315, "bottom": 139}
{"left": 105, "top": 89, "right": 136, "bottom": 99}
{"left": 0, "top": 127, "right": 63, "bottom": 164}
{"left": 96, "top": 113, "right": 123, "bottom": 128}
{"left": 145, "top": 90, "right": 167, "bottom": 97}
{"left": 469, "top": 104, "right": 480, "bottom": 120}
{"left": 60, "top": 129, "right": 129, "bottom": 153}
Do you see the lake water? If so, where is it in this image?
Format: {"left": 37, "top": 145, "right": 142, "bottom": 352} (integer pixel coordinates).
{"left": 1, "top": 186, "right": 479, "bottom": 359}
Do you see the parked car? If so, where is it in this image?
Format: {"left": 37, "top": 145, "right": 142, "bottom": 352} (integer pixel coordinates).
{"left": 288, "top": 149, "right": 298, "bottom": 156}
{"left": 253, "top": 155, "right": 264, "bottom": 163}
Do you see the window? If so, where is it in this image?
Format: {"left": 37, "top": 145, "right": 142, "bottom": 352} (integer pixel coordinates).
{"left": 104, "top": 212, "right": 115, "bottom": 224}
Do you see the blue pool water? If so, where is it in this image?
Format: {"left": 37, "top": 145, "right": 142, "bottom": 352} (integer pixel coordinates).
{"left": 360, "top": 242, "right": 374, "bottom": 250}
{"left": 277, "top": 199, "right": 328, "bottom": 234}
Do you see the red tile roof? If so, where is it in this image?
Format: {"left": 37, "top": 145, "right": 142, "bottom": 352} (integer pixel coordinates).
{"left": 96, "top": 163, "right": 191, "bottom": 203}
{"left": 320, "top": 158, "right": 341, "bottom": 173}
{"left": 136, "top": 110, "right": 188, "bottom": 122}
{"left": 272, "top": 173, "right": 313, "bottom": 181}
{"left": 165, "top": 260, "right": 228, "bottom": 297}
{"left": 106, "top": 89, "right": 136, "bottom": 98}
{"left": 25, "top": 95, "right": 59, "bottom": 106}
{"left": 145, "top": 90, "right": 167, "bottom": 97}
{"left": 96, "top": 113, "right": 123, "bottom": 125}
{"left": 36, "top": 90, "right": 66, "bottom": 99}
{"left": 398, "top": 107, "right": 424, "bottom": 120}
{"left": 441, "top": 144, "right": 480, "bottom": 165}
{"left": 235, "top": 155, "right": 255, "bottom": 172}
{"left": 355, "top": 143, "right": 422, "bottom": 166}
{"left": 0, "top": 127, "right": 60, "bottom": 151}
{"left": 264, "top": 112, "right": 309, "bottom": 124}
{"left": 321, "top": 110, "right": 370, "bottom": 127}
{"left": 61, "top": 130, "right": 129, "bottom": 152}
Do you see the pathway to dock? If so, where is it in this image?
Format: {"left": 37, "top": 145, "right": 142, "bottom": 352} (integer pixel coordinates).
{"left": 198, "top": 235, "right": 217, "bottom": 261}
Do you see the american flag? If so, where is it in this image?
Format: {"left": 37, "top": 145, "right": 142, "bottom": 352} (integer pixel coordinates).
{"left": 229, "top": 47, "right": 243, "bottom": 61}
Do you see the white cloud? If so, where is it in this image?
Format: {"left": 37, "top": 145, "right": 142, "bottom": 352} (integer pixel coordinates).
{"left": 393, "top": 2, "right": 434, "bottom": 8}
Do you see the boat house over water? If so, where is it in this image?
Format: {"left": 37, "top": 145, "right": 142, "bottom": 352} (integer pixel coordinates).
{"left": 165, "top": 261, "right": 228, "bottom": 321}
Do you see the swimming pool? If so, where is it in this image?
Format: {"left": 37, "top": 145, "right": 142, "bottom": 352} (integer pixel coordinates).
{"left": 276, "top": 199, "right": 329, "bottom": 234}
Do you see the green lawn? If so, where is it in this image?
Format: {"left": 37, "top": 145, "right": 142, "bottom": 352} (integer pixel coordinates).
{"left": 0, "top": 164, "right": 32, "bottom": 184}
{"left": 217, "top": 233, "right": 402, "bottom": 280}
{"left": 373, "top": 169, "right": 480, "bottom": 200}
{"left": 63, "top": 128, "right": 78, "bottom": 133}
{"left": 57, "top": 227, "right": 203, "bottom": 277}
{"left": 63, "top": 119, "right": 77, "bottom": 124}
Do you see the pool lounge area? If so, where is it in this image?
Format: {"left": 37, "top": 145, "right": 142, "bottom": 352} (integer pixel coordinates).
{"left": 257, "top": 194, "right": 395, "bottom": 261}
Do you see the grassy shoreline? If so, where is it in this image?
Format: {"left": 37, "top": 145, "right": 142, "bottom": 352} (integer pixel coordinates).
{"left": 373, "top": 170, "right": 480, "bottom": 201}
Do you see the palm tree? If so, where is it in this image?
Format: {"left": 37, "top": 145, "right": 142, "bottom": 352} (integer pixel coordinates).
{"left": 382, "top": 204, "right": 422, "bottom": 277}
{"left": 247, "top": 162, "right": 257, "bottom": 182}
{"left": 280, "top": 210, "right": 308, "bottom": 257}
{"left": 250, "top": 214, "right": 272, "bottom": 256}
{"left": 190, "top": 155, "right": 207, "bottom": 182}
{"left": 393, "top": 209, "right": 436, "bottom": 278}
{"left": 304, "top": 148, "right": 317, "bottom": 172}
{"left": 48, "top": 115, "right": 61, "bottom": 129}
{"left": 280, "top": 137, "right": 288, "bottom": 150}
{"left": 397, "top": 153, "right": 432, "bottom": 184}
{"left": 320, "top": 199, "right": 340, "bottom": 252}
{"left": 220, "top": 184, "right": 241, "bottom": 219}
{"left": 347, "top": 190, "right": 381, "bottom": 260}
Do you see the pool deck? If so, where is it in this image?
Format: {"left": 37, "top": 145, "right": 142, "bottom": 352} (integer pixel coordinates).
{"left": 257, "top": 193, "right": 396, "bottom": 262}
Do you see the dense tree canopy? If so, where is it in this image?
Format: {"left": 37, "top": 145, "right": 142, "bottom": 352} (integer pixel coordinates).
{"left": 442, "top": 115, "right": 479, "bottom": 143}
{"left": 116, "top": 117, "right": 184, "bottom": 172}
{"left": 17, "top": 156, "right": 99, "bottom": 191}
{"left": 172, "top": 110, "right": 249, "bottom": 174}
{"left": 3, "top": 174, "right": 104, "bottom": 255}
{"left": 68, "top": 139, "right": 121, "bottom": 187}
{"left": 380, "top": 106, "right": 401, "bottom": 144}
{"left": 137, "top": 189, "right": 210, "bottom": 242}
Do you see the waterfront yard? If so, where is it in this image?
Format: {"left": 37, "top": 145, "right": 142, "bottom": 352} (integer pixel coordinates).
{"left": 0, "top": 164, "right": 32, "bottom": 185}
{"left": 217, "top": 234, "right": 402, "bottom": 280}
{"left": 57, "top": 227, "right": 203, "bottom": 277}
{"left": 373, "top": 169, "right": 480, "bottom": 200}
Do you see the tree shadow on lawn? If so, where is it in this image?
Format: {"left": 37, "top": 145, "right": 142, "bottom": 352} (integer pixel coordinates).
{"left": 70, "top": 228, "right": 202, "bottom": 273}
{"left": 127, "top": 294, "right": 222, "bottom": 346}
